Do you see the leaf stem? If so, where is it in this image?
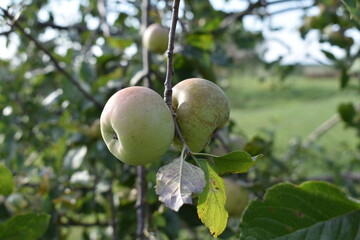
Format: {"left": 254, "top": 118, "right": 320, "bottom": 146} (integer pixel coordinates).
{"left": 191, "top": 152, "right": 219, "bottom": 158}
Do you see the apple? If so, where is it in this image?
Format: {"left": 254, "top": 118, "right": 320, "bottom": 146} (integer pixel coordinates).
{"left": 172, "top": 78, "right": 230, "bottom": 152}
{"left": 224, "top": 178, "right": 249, "bottom": 218}
{"left": 142, "top": 23, "right": 169, "bottom": 54}
{"left": 100, "top": 87, "right": 175, "bottom": 165}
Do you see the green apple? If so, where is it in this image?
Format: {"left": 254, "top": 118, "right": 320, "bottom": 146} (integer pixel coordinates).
{"left": 142, "top": 23, "right": 169, "bottom": 54}
{"left": 100, "top": 87, "right": 175, "bottom": 165}
{"left": 172, "top": 78, "right": 230, "bottom": 152}
{"left": 224, "top": 178, "right": 249, "bottom": 218}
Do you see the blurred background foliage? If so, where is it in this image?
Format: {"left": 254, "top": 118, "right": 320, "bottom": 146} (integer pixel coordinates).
{"left": 0, "top": 0, "right": 359, "bottom": 239}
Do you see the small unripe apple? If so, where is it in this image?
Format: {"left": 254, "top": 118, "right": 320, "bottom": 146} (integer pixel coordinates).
{"left": 142, "top": 23, "right": 169, "bottom": 54}
{"left": 224, "top": 178, "right": 249, "bottom": 218}
{"left": 100, "top": 87, "right": 175, "bottom": 165}
{"left": 172, "top": 78, "right": 230, "bottom": 152}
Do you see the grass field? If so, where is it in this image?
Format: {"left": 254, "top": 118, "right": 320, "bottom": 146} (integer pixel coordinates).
{"left": 224, "top": 72, "right": 359, "bottom": 156}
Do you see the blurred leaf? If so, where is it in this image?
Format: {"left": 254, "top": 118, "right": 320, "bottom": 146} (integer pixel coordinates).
{"left": 240, "top": 181, "right": 360, "bottom": 240}
{"left": 0, "top": 163, "right": 14, "bottom": 196}
{"left": 233, "top": 32, "right": 262, "bottom": 50}
{"left": 185, "top": 33, "right": 214, "bottom": 51}
{"left": 63, "top": 146, "right": 87, "bottom": 170}
{"left": 0, "top": 213, "right": 50, "bottom": 240}
{"left": 155, "top": 157, "right": 206, "bottom": 212}
{"left": 321, "top": 50, "right": 337, "bottom": 61}
{"left": 200, "top": 17, "right": 222, "bottom": 31}
{"left": 80, "top": 61, "right": 96, "bottom": 83}
{"left": 106, "top": 37, "right": 133, "bottom": 49}
{"left": 197, "top": 159, "right": 228, "bottom": 238}
{"left": 129, "top": 69, "right": 147, "bottom": 86}
{"left": 213, "top": 151, "right": 262, "bottom": 174}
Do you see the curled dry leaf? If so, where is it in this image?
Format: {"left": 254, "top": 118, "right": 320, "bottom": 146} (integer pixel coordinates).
{"left": 156, "top": 158, "right": 206, "bottom": 211}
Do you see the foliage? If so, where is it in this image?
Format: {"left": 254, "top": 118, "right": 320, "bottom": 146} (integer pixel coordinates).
{"left": 299, "top": 0, "right": 360, "bottom": 88}
{"left": 0, "top": 0, "right": 359, "bottom": 239}
{"left": 240, "top": 181, "right": 360, "bottom": 240}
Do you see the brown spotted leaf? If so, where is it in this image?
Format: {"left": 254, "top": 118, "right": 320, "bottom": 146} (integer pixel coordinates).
{"left": 197, "top": 159, "right": 228, "bottom": 238}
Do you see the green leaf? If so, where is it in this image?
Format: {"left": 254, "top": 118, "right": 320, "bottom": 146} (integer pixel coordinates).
{"left": 239, "top": 181, "right": 360, "bottom": 240}
{"left": 341, "top": 0, "right": 360, "bottom": 23}
{"left": 321, "top": 50, "right": 337, "bottom": 61}
{"left": 106, "top": 37, "right": 133, "bottom": 49}
{"left": 185, "top": 33, "right": 214, "bottom": 51}
{"left": 274, "top": 210, "right": 360, "bottom": 240}
{"left": 0, "top": 163, "right": 14, "bottom": 196}
{"left": 213, "top": 151, "right": 262, "bottom": 174}
{"left": 197, "top": 159, "right": 228, "bottom": 238}
{"left": 0, "top": 213, "right": 51, "bottom": 240}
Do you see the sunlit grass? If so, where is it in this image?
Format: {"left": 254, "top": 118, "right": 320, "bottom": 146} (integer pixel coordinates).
{"left": 225, "top": 73, "right": 359, "bottom": 155}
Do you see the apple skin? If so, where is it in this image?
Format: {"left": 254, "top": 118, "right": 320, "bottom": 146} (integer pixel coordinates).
{"left": 100, "top": 87, "right": 175, "bottom": 165}
{"left": 224, "top": 178, "right": 249, "bottom": 218}
{"left": 172, "top": 78, "right": 230, "bottom": 152}
{"left": 142, "top": 23, "right": 169, "bottom": 54}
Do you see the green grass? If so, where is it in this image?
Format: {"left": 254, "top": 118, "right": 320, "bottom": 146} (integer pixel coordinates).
{"left": 224, "top": 74, "right": 359, "bottom": 155}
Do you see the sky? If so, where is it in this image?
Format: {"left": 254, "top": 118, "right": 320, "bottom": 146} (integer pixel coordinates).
{"left": 0, "top": 0, "right": 359, "bottom": 65}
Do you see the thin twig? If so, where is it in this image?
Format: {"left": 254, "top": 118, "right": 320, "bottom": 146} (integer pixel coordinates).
{"left": 302, "top": 114, "right": 340, "bottom": 148}
{"left": 214, "top": 131, "right": 232, "bottom": 153}
{"left": 303, "top": 102, "right": 360, "bottom": 147}
{"left": 1, "top": 8, "right": 103, "bottom": 109}
{"left": 0, "top": 28, "right": 14, "bottom": 36}
{"left": 267, "top": 4, "right": 315, "bottom": 16}
{"left": 136, "top": 166, "right": 148, "bottom": 240}
{"left": 97, "top": 0, "right": 110, "bottom": 37}
{"left": 163, "top": 0, "right": 191, "bottom": 154}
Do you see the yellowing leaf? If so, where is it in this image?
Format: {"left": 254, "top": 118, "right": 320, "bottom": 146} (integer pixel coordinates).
{"left": 197, "top": 160, "right": 228, "bottom": 238}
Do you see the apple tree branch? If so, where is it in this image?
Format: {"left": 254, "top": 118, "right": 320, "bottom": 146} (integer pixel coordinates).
{"left": 163, "top": 0, "right": 191, "bottom": 155}
{"left": 0, "top": 7, "right": 103, "bottom": 109}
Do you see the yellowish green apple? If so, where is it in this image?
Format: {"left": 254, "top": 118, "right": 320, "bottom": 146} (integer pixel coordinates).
{"left": 142, "top": 23, "right": 169, "bottom": 54}
{"left": 172, "top": 78, "right": 230, "bottom": 152}
{"left": 224, "top": 178, "right": 249, "bottom": 218}
{"left": 100, "top": 87, "right": 175, "bottom": 165}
